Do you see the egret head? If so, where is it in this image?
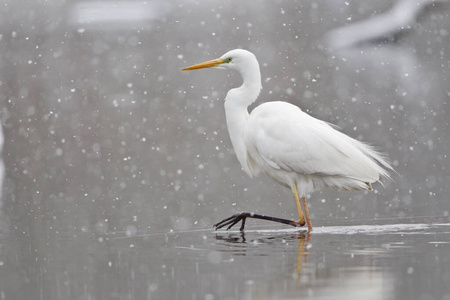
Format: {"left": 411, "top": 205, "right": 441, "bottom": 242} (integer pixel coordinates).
{"left": 182, "top": 49, "right": 258, "bottom": 74}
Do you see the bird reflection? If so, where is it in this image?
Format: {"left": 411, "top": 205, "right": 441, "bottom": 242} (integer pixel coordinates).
{"left": 296, "top": 231, "right": 311, "bottom": 276}
{"left": 214, "top": 230, "right": 311, "bottom": 277}
{"left": 215, "top": 231, "right": 247, "bottom": 243}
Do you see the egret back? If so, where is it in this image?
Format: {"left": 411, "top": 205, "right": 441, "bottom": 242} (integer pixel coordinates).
{"left": 243, "top": 101, "right": 392, "bottom": 195}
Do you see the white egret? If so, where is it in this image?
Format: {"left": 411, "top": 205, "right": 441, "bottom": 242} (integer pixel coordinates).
{"left": 183, "top": 49, "right": 392, "bottom": 231}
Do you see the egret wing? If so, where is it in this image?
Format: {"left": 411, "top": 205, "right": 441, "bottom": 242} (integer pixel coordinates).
{"left": 245, "top": 102, "right": 390, "bottom": 182}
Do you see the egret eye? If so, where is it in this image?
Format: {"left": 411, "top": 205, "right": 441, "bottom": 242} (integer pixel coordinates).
{"left": 224, "top": 57, "right": 232, "bottom": 63}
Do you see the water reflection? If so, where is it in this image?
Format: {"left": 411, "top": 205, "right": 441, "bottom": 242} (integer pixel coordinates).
{"left": 209, "top": 224, "right": 450, "bottom": 299}
{"left": 0, "top": 224, "right": 449, "bottom": 299}
{"left": 212, "top": 227, "right": 396, "bottom": 299}
{"left": 295, "top": 231, "right": 311, "bottom": 276}
{"left": 214, "top": 231, "right": 311, "bottom": 269}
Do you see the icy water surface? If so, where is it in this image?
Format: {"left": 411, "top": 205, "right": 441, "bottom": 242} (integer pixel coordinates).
{"left": 1, "top": 223, "right": 450, "bottom": 299}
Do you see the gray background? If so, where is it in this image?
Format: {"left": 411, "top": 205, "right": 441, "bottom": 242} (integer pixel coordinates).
{"left": 0, "top": 0, "right": 449, "bottom": 299}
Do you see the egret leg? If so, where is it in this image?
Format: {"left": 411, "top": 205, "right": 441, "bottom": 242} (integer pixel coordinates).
{"left": 301, "top": 196, "right": 313, "bottom": 231}
{"left": 213, "top": 212, "right": 302, "bottom": 231}
{"left": 213, "top": 183, "right": 312, "bottom": 231}
{"left": 292, "top": 183, "right": 306, "bottom": 227}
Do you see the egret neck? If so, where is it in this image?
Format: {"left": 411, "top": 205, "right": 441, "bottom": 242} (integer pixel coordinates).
{"left": 224, "top": 59, "right": 262, "bottom": 178}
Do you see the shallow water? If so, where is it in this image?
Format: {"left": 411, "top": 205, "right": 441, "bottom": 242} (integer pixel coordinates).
{"left": 1, "top": 223, "right": 450, "bottom": 299}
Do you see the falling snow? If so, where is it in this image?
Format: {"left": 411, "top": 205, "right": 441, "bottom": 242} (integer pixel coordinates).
{"left": 0, "top": 0, "right": 448, "bottom": 299}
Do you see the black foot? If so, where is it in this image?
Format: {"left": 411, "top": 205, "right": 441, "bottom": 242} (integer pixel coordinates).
{"left": 214, "top": 212, "right": 249, "bottom": 231}
{"left": 213, "top": 212, "right": 303, "bottom": 231}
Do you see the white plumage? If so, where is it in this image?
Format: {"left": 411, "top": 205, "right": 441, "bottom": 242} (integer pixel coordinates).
{"left": 244, "top": 101, "right": 391, "bottom": 193}
{"left": 183, "top": 49, "right": 392, "bottom": 231}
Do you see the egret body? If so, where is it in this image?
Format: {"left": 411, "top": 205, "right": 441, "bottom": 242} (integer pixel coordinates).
{"left": 183, "top": 49, "right": 392, "bottom": 231}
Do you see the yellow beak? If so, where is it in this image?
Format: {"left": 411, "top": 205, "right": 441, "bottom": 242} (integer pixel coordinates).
{"left": 182, "top": 58, "right": 224, "bottom": 71}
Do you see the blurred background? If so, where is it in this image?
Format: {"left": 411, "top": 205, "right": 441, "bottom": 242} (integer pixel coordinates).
{"left": 0, "top": 0, "right": 449, "bottom": 298}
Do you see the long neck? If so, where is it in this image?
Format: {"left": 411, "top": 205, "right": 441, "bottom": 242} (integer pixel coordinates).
{"left": 223, "top": 64, "right": 262, "bottom": 176}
